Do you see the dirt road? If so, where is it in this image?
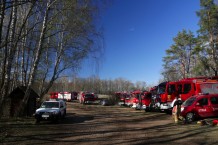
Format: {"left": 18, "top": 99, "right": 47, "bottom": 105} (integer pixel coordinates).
{"left": 1, "top": 101, "right": 218, "bottom": 145}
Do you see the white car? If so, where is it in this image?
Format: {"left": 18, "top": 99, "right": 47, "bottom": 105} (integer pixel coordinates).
{"left": 35, "top": 100, "right": 66, "bottom": 123}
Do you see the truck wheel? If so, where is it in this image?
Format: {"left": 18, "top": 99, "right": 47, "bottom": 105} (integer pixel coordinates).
{"left": 164, "top": 110, "right": 168, "bottom": 114}
{"left": 146, "top": 104, "right": 153, "bottom": 112}
{"left": 186, "top": 112, "right": 195, "bottom": 123}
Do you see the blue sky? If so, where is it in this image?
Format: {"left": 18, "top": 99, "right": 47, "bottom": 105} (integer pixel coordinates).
{"left": 79, "top": 0, "right": 200, "bottom": 86}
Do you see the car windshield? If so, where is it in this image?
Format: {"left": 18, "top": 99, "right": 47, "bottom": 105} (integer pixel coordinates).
{"left": 183, "top": 96, "right": 196, "bottom": 106}
{"left": 200, "top": 83, "right": 218, "bottom": 94}
{"left": 41, "top": 102, "right": 59, "bottom": 108}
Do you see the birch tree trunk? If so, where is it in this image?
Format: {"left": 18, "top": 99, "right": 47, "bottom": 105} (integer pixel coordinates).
{"left": 15, "top": 0, "right": 52, "bottom": 117}
{"left": 0, "top": 0, "right": 6, "bottom": 48}
{"left": 0, "top": 0, "right": 18, "bottom": 117}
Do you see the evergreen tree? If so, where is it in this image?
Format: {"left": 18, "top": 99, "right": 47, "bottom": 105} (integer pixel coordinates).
{"left": 162, "top": 29, "right": 197, "bottom": 80}
{"left": 196, "top": 0, "right": 218, "bottom": 76}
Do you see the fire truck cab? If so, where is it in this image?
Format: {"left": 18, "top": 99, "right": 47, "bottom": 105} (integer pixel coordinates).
{"left": 116, "top": 92, "right": 130, "bottom": 106}
{"left": 130, "top": 90, "right": 141, "bottom": 109}
{"left": 135, "top": 91, "right": 152, "bottom": 110}
{"left": 171, "top": 77, "right": 218, "bottom": 113}
{"left": 177, "top": 77, "right": 218, "bottom": 101}
{"left": 159, "top": 82, "right": 178, "bottom": 112}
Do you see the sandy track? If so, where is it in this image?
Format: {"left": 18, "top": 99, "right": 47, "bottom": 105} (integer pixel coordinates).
{"left": 1, "top": 101, "right": 218, "bottom": 145}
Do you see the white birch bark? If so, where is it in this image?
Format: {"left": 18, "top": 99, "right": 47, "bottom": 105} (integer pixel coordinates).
{"left": 16, "top": 0, "right": 52, "bottom": 116}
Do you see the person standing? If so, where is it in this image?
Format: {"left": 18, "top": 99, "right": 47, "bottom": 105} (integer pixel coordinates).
{"left": 173, "top": 92, "right": 182, "bottom": 123}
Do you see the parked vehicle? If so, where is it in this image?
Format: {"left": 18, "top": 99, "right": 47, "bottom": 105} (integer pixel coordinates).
{"left": 180, "top": 94, "right": 218, "bottom": 123}
{"left": 157, "top": 77, "right": 218, "bottom": 113}
{"left": 116, "top": 92, "right": 130, "bottom": 106}
{"left": 50, "top": 92, "right": 58, "bottom": 99}
{"left": 129, "top": 90, "right": 141, "bottom": 109}
{"left": 177, "top": 77, "right": 218, "bottom": 102}
{"left": 58, "top": 92, "right": 71, "bottom": 101}
{"left": 71, "top": 91, "right": 78, "bottom": 100}
{"left": 148, "top": 86, "right": 161, "bottom": 111}
{"left": 135, "top": 91, "right": 152, "bottom": 110}
{"left": 115, "top": 92, "right": 123, "bottom": 105}
{"left": 125, "top": 94, "right": 133, "bottom": 107}
{"left": 79, "top": 92, "right": 98, "bottom": 104}
{"left": 35, "top": 100, "right": 66, "bottom": 123}
{"left": 50, "top": 92, "right": 74, "bottom": 102}
{"left": 156, "top": 82, "right": 178, "bottom": 112}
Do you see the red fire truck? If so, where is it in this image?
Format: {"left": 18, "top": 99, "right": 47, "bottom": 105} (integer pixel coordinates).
{"left": 135, "top": 91, "right": 152, "bottom": 110}
{"left": 129, "top": 90, "right": 141, "bottom": 109}
{"left": 49, "top": 92, "right": 73, "bottom": 101}
{"left": 157, "top": 81, "right": 179, "bottom": 112}
{"left": 116, "top": 92, "right": 130, "bottom": 106}
{"left": 148, "top": 86, "right": 161, "bottom": 111}
{"left": 161, "top": 77, "right": 218, "bottom": 112}
{"left": 50, "top": 92, "right": 59, "bottom": 99}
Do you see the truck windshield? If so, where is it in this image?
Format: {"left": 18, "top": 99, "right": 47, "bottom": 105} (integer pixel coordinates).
{"left": 183, "top": 96, "right": 196, "bottom": 106}
{"left": 200, "top": 83, "right": 218, "bottom": 94}
{"left": 157, "top": 83, "right": 166, "bottom": 94}
{"left": 167, "top": 84, "right": 176, "bottom": 95}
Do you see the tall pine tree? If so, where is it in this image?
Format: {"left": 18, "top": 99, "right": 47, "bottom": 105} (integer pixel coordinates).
{"left": 196, "top": 0, "right": 218, "bottom": 76}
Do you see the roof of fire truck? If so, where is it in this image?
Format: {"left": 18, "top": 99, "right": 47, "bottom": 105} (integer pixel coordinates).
{"left": 179, "top": 77, "right": 218, "bottom": 84}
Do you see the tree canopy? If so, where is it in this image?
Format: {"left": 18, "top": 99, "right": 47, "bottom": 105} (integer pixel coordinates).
{"left": 162, "top": 0, "right": 218, "bottom": 81}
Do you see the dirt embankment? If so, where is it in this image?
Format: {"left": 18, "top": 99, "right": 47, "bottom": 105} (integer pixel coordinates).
{"left": 1, "top": 101, "right": 218, "bottom": 145}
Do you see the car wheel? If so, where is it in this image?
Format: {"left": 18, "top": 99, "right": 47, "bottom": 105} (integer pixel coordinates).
{"left": 101, "top": 100, "right": 105, "bottom": 106}
{"left": 186, "top": 112, "right": 195, "bottom": 123}
{"left": 63, "top": 110, "right": 66, "bottom": 118}
{"left": 64, "top": 110, "right": 66, "bottom": 116}
{"left": 35, "top": 119, "right": 40, "bottom": 124}
{"left": 54, "top": 114, "right": 61, "bottom": 123}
